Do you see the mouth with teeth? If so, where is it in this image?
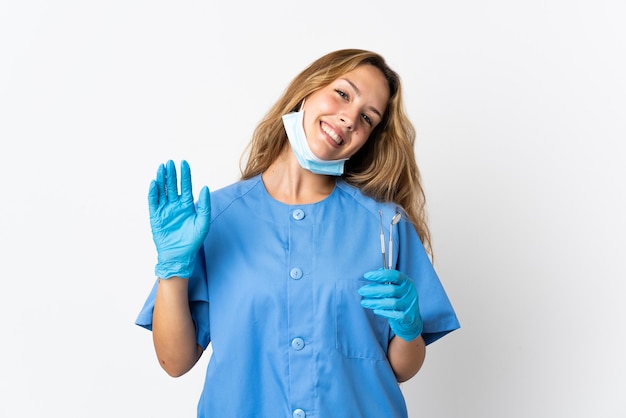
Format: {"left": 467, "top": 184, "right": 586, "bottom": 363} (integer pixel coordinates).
{"left": 321, "top": 123, "right": 344, "bottom": 146}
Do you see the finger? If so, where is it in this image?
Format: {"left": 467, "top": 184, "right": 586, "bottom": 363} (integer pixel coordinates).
{"left": 357, "top": 283, "right": 396, "bottom": 298}
{"left": 195, "top": 186, "right": 211, "bottom": 235}
{"left": 196, "top": 186, "right": 211, "bottom": 216}
{"left": 148, "top": 180, "right": 159, "bottom": 217}
{"left": 361, "top": 297, "right": 399, "bottom": 311}
{"left": 363, "top": 269, "right": 402, "bottom": 284}
{"left": 165, "top": 160, "right": 179, "bottom": 203}
{"left": 156, "top": 163, "right": 166, "bottom": 206}
{"left": 179, "top": 160, "right": 193, "bottom": 205}
{"left": 373, "top": 309, "right": 405, "bottom": 321}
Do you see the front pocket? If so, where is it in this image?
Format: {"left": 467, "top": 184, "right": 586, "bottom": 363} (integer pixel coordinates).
{"left": 335, "top": 279, "right": 391, "bottom": 360}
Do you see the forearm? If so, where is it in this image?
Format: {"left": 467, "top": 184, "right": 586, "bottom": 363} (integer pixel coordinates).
{"left": 387, "top": 335, "right": 426, "bottom": 383}
{"left": 152, "top": 277, "right": 203, "bottom": 377}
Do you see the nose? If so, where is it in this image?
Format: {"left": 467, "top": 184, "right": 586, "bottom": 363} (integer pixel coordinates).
{"left": 339, "top": 108, "right": 358, "bottom": 131}
{"left": 340, "top": 117, "right": 352, "bottom": 131}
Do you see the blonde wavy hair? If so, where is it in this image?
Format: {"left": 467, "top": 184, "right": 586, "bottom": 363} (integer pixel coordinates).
{"left": 240, "top": 49, "right": 432, "bottom": 255}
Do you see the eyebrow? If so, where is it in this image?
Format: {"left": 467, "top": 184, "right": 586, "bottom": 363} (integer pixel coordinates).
{"left": 340, "top": 78, "right": 384, "bottom": 120}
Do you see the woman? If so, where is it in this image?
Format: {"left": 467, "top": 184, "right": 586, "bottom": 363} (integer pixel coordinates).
{"left": 137, "top": 48, "right": 460, "bottom": 417}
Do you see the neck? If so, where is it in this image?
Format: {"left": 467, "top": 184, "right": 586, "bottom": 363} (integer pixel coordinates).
{"left": 262, "top": 146, "right": 336, "bottom": 205}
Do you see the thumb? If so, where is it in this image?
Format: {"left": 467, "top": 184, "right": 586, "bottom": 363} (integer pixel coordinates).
{"left": 195, "top": 186, "right": 211, "bottom": 233}
{"left": 148, "top": 180, "right": 159, "bottom": 218}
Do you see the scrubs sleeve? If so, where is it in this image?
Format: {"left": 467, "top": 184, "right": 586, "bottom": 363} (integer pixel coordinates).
{"left": 396, "top": 220, "right": 460, "bottom": 345}
{"left": 134, "top": 245, "right": 211, "bottom": 349}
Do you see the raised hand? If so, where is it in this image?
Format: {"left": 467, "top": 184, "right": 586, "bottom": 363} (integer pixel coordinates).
{"left": 148, "top": 160, "right": 211, "bottom": 279}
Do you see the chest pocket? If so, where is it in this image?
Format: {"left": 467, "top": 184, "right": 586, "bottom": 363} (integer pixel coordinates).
{"left": 335, "top": 279, "right": 390, "bottom": 360}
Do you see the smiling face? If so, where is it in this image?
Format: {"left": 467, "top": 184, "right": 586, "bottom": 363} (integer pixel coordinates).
{"left": 301, "top": 64, "right": 390, "bottom": 161}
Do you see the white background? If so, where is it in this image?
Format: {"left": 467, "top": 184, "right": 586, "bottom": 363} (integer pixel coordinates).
{"left": 1, "top": 1, "right": 625, "bottom": 417}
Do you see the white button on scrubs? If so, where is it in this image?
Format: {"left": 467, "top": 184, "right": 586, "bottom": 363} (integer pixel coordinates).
{"left": 291, "top": 337, "right": 305, "bottom": 351}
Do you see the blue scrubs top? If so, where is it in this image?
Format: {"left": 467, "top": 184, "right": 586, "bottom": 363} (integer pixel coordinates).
{"left": 137, "top": 175, "right": 460, "bottom": 418}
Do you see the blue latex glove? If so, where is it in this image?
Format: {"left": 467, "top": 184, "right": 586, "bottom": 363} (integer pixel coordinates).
{"left": 148, "top": 160, "right": 211, "bottom": 279}
{"left": 358, "top": 269, "right": 423, "bottom": 341}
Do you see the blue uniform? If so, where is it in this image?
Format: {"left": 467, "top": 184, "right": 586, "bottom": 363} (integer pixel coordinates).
{"left": 137, "top": 175, "right": 460, "bottom": 418}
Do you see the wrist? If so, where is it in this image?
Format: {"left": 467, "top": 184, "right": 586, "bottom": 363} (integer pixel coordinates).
{"left": 155, "top": 260, "right": 194, "bottom": 279}
{"left": 392, "top": 323, "right": 423, "bottom": 342}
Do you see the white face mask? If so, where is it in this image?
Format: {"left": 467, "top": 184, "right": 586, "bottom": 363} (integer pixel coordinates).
{"left": 282, "top": 109, "right": 348, "bottom": 176}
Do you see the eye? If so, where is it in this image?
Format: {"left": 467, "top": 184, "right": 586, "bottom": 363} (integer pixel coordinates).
{"left": 335, "top": 89, "right": 349, "bottom": 100}
{"left": 361, "top": 114, "right": 373, "bottom": 126}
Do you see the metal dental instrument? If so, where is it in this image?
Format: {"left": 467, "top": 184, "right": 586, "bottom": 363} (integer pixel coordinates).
{"left": 378, "top": 210, "right": 402, "bottom": 269}
{"left": 388, "top": 212, "right": 402, "bottom": 269}
{"left": 379, "top": 210, "right": 386, "bottom": 268}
